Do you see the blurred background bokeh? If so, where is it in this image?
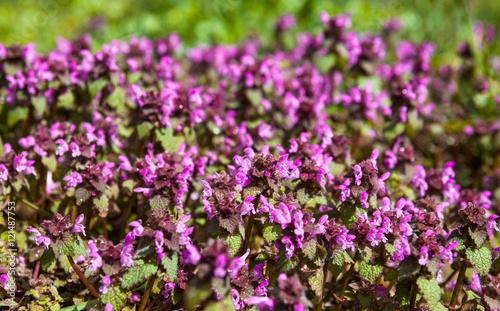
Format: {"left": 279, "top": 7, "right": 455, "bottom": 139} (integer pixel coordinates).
{"left": 0, "top": 0, "right": 499, "bottom": 58}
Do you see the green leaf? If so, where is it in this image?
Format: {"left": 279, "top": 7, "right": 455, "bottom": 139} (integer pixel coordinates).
{"left": 150, "top": 195, "right": 170, "bottom": 210}
{"left": 277, "top": 247, "right": 299, "bottom": 273}
{"left": 262, "top": 223, "right": 281, "bottom": 243}
{"left": 92, "top": 194, "right": 109, "bottom": 213}
{"left": 302, "top": 237, "right": 317, "bottom": 261}
{"left": 121, "top": 260, "right": 158, "bottom": 288}
{"left": 32, "top": 96, "right": 47, "bottom": 115}
{"left": 331, "top": 249, "right": 353, "bottom": 266}
{"left": 447, "top": 230, "right": 467, "bottom": 252}
{"left": 359, "top": 261, "right": 382, "bottom": 282}
{"left": 57, "top": 91, "right": 75, "bottom": 110}
{"left": 308, "top": 269, "right": 323, "bottom": 297}
{"left": 41, "top": 249, "right": 56, "bottom": 271}
{"left": 73, "top": 235, "right": 87, "bottom": 257}
{"left": 468, "top": 227, "right": 487, "bottom": 248}
{"left": 134, "top": 238, "right": 155, "bottom": 259}
{"left": 156, "top": 127, "right": 184, "bottom": 153}
{"left": 184, "top": 280, "right": 212, "bottom": 311}
{"left": 416, "top": 277, "right": 441, "bottom": 309}
{"left": 75, "top": 187, "right": 91, "bottom": 206}
{"left": 161, "top": 253, "right": 178, "bottom": 282}
{"left": 225, "top": 234, "right": 242, "bottom": 255}
{"left": 107, "top": 87, "right": 127, "bottom": 113}
{"left": 137, "top": 122, "right": 153, "bottom": 139}
{"left": 395, "top": 283, "right": 410, "bottom": 307}
{"left": 42, "top": 155, "right": 57, "bottom": 172}
{"left": 7, "top": 106, "right": 29, "bottom": 127}
{"left": 466, "top": 242, "right": 492, "bottom": 276}
{"left": 100, "top": 286, "right": 127, "bottom": 311}
{"left": 53, "top": 232, "right": 76, "bottom": 256}
{"left": 398, "top": 257, "right": 421, "bottom": 281}
{"left": 245, "top": 89, "right": 262, "bottom": 106}
{"left": 341, "top": 205, "right": 364, "bottom": 226}
{"left": 205, "top": 294, "right": 237, "bottom": 311}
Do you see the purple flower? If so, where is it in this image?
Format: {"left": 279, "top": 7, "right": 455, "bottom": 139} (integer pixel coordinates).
{"left": 14, "top": 151, "right": 36, "bottom": 176}
{"left": 71, "top": 214, "right": 86, "bottom": 236}
{"left": 259, "top": 196, "right": 275, "bottom": 213}
{"left": 366, "top": 228, "right": 388, "bottom": 247}
{"left": 463, "top": 125, "right": 474, "bottom": 136}
{"left": 182, "top": 243, "right": 201, "bottom": 265}
{"left": 384, "top": 150, "right": 397, "bottom": 170}
{"left": 162, "top": 282, "right": 176, "bottom": 300}
{"left": 177, "top": 215, "right": 193, "bottom": 245}
{"left": 155, "top": 231, "right": 164, "bottom": 259}
{"left": 241, "top": 196, "right": 256, "bottom": 216}
{"left": 486, "top": 215, "right": 500, "bottom": 236}
{"left": 255, "top": 278, "right": 269, "bottom": 296}
{"left": 353, "top": 164, "right": 362, "bottom": 185}
{"left": 104, "top": 304, "right": 113, "bottom": 311}
{"left": 276, "top": 14, "right": 296, "bottom": 31}
{"left": 120, "top": 243, "right": 135, "bottom": 267}
{"left": 0, "top": 274, "right": 9, "bottom": 289}
{"left": 88, "top": 240, "right": 103, "bottom": 271}
{"left": 0, "top": 164, "right": 8, "bottom": 182}
{"left": 70, "top": 142, "right": 81, "bottom": 157}
{"left": 418, "top": 246, "right": 429, "bottom": 266}
{"left": 310, "top": 215, "right": 328, "bottom": 236}
{"left": 336, "top": 229, "right": 356, "bottom": 251}
{"left": 55, "top": 139, "right": 69, "bottom": 156}
{"left": 214, "top": 254, "right": 227, "bottom": 278}
{"left": 293, "top": 210, "right": 305, "bottom": 248}
{"left": 231, "top": 289, "right": 246, "bottom": 310}
{"left": 19, "top": 136, "right": 35, "bottom": 148}
{"left": 99, "top": 276, "right": 111, "bottom": 294}
{"left": 393, "top": 236, "right": 411, "bottom": 262}
{"left": 440, "top": 241, "right": 458, "bottom": 264}
{"left": 339, "top": 183, "right": 351, "bottom": 202}
{"left": 117, "top": 155, "right": 132, "bottom": 171}
{"left": 247, "top": 296, "right": 274, "bottom": 311}
{"left": 26, "top": 228, "right": 51, "bottom": 250}
{"left": 359, "top": 191, "right": 369, "bottom": 208}
{"left": 228, "top": 249, "right": 250, "bottom": 279}
{"left": 466, "top": 272, "right": 483, "bottom": 294}
{"left": 63, "top": 172, "right": 83, "bottom": 189}
{"left": 281, "top": 236, "right": 295, "bottom": 259}
{"left": 270, "top": 202, "right": 292, "bottom": 229}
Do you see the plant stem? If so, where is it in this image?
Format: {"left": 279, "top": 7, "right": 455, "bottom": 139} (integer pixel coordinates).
{"left": 240, "top": 213, "right": 255, "bottom": 256}
{"left": 316, "top": 263, "right": 329, "bottom": 311}
{"left": 66, "top": 255, "right": 100, "bottom": 299}
{"left": 33, "top": 260, "right": 41, "bottom": 280}
{"left": 138, "top": 274, "right": 157, "bottom": 311}
{"left": 144, "top": 292, "right": 162, "bottom": 311}
{"left": 336, "top": 251, "right": 359, "bottom": 311}
{"left": 18, "top": 197, "right": 52, "bottom": 217}
{"left": 409, "top": 278, "right": 418, "bottom": 310}
{"left": 450, "top": 259, "right": 467, "bottom": 309}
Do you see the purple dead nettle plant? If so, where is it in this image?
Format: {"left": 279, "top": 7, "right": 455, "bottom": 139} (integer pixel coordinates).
{"left": 0, "top": 9, "right": 497, "bottom": 311}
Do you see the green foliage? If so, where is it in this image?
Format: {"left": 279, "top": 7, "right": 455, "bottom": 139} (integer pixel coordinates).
{"left": 41, "top": 249, "right": 56, "bottom": 271}
{"left": 225, "top": 234, "right": 242, "bottom": 255}
{"left": 121, "top": 259, "right": 158, "bottom": 288}
{"left": 417, "top": 277, "right": 441, "bottom": 309}
{"left": 100, "top": 287, "right": 127, "bottom": 311}
{"left": 52, "top": 232, "right": 86, "bottom": 257}
{"left": 161, "top": 253, "right": 179, "bottom": 282}
{"left": 466, "top": 241, "right": 493, "bottom": 276}
{"left": 262, "top": 223, "right": 281, "bottom": 243}
{"left": 358, "top": 261, "right": 382, "bottom": 282}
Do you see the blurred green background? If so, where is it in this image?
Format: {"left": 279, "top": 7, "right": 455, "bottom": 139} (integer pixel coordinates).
{"left": 0, "top": 0, "right": 499, "bottom": 57}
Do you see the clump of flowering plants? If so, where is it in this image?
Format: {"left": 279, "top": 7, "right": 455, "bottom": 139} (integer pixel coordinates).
{"left": 0, "top": 11, "right": 499, "bottom": 311}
